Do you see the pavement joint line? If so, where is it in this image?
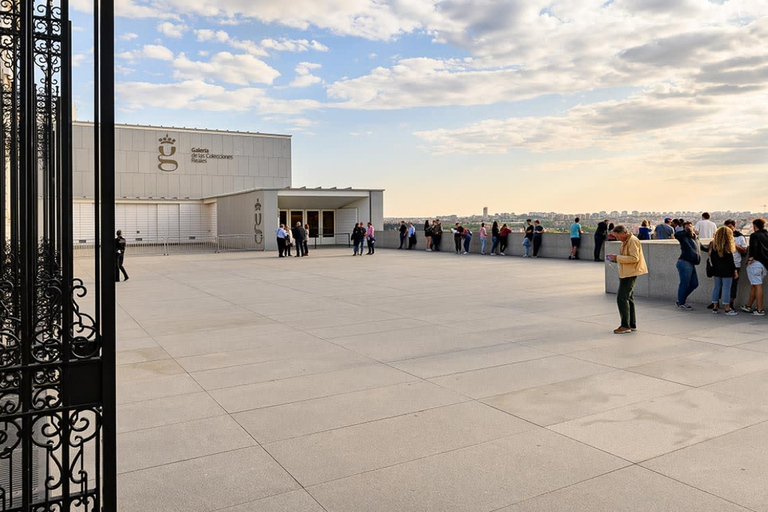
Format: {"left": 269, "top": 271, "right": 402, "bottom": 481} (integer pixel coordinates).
{"left": 116, "top": 445, "right": 260, "bottom": 477}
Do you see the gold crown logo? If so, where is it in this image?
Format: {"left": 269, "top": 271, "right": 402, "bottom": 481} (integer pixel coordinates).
{"left": 159, "top": 134, "right": 176, "bottom": 145}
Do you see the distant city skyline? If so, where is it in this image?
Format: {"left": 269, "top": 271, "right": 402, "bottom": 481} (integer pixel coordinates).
{"left": 70, "top": 1, "right": 768, "bottom": 217}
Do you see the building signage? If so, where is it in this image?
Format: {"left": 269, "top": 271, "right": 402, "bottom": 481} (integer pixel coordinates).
{"left": 254, "top": 199, "right": 263, "bottom": 245}
{"left": 157, "top": 134, "right": 178, "bottom": 172}
{"left": 191, "top": 147, "right": 234, "bottom": 164}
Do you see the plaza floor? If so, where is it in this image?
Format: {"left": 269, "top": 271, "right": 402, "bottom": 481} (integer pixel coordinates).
{"left": 113, "top": 248, "right": 768, "bottom": 512}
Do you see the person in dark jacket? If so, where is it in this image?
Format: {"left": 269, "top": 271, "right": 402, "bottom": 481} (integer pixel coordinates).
{"left": 533, "top": 220, "right": 544, "bottom": 257}
{"left": 594, "top": 219, "right": 609, "bottom": 261}
{"left": 424, "top": 220, "right": 433, "bottom": 252}
{"left": 431, "top": 220, "right": 443, "bottom": 251}
{"left": 115, "top": 230, "right": 129, "bottom": 282}
{"left": 292, "top": 222, "right": 305, "bottom": 257}
{"left": 742, "top": 218, "right": 768, "bottom": 316}
{"left": 707, "top": 226, "right": 738, "bottom": 315}
{"left": 351, "top": 223, "right": 362, "bottom": 255}
{"left": 674, "top": 221, "right": 704, "bottom": 310}
{"left": 490, "top": 221, "right": 500, "bottom": 255}
{"left": 398, "top": 221, "right": 407, "bottom": 249}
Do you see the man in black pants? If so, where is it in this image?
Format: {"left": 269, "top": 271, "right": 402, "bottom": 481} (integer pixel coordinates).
{"left": 292, "top": 222, "right": 305, "bottom": 257}
{"left": 594, "top": 219, "right": 609, "bottom": 261}
{"left": 115, "top": 230, "right": 129, "bottom": 281}
{"left": 431, "top": 220, "right": 443, "bottom": 251}
{"left": 398, "top": 221, "right": 407, "bottom": 249}
{"left": 533, "top": 220, "right": 544, "bottom": 257}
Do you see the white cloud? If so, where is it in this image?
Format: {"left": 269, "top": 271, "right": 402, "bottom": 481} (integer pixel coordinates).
{"left": 195, "top": 29, "right": 230, "bottom": 43}
{"left": 118, "top": 44, "right": 175, "bottom": 61}
{"left": 173, "top": 52, "right": 281, "bottom": 85}
{"left": 119, "top": 33, "right": 139, "bottom": 41}
{"left": 289, "top": 62, "right": 322, "bottom": 88}
{"left": 158, "top": 22, "right": 187, "bottom": 38}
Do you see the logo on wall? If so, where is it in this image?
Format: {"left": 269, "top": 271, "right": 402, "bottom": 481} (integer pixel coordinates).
{"left": 157, "top": 134, "right": 178, "bottom": 172}
{"left": 254, "top": 199, "right": 263, "bottom": 245}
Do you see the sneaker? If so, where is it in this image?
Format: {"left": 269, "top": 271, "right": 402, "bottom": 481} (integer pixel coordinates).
{"left": 754, "top": 310, "right": 766, "bottom": 316}
{"left": 463, "top": 251, "right": 468, "bottom": 255}
{"left": 481, "top": 252, "right": 485, "bottom": 255}
{"left": 712, "top": 308, "right": 719, "bottom": 314}
{"left": 630, "top": 327, "right": 637, "bottom": 331}
{"left": 490, "top": 253, "right": 495, "bottom": 256}
{"left": 614, "top": 326, "right": 631, "bottom": 334}
{"left": 707, "top": 303, "right": 717, "bottom": 310}
{"left": 568, "top": 255, "right": 572, "bottom": 260}
{"left": 676, "top": 302, "right": 693, "bottom": 311}
{"left": 741, "top": 305, "right": 753, "bottom": 313}
{"left": 500, "top": 253, "right": 505, "bottom": 256}
{"left": 725, "top": 309, "right": 738, "bottom": 316}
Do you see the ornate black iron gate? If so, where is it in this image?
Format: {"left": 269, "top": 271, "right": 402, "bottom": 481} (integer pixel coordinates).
{"left": 0, "top": 0, "right": 116, "bottom": 511}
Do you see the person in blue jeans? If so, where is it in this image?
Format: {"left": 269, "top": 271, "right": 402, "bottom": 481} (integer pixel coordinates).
{"left": 462, "top": 227, "right": 472, "bottom": 254}
{"left": 490, "top": 221, "right": 499, "bottom": 255}
{"left": 674, "top": 221, "right": 704, "bottom": 310}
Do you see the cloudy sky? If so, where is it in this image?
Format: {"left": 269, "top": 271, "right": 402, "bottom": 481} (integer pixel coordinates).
{"left": 71, "top": 0, "right": 768, "bottom": 216}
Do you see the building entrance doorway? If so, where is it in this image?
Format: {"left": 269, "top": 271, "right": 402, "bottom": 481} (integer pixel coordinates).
{"left": 279, "top": 209, "right": 337, "bottom": 245}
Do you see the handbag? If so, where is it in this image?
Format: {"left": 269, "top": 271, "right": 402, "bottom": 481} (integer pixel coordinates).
{"left": 705, "top": 257, "right": 713, "bottom": 278}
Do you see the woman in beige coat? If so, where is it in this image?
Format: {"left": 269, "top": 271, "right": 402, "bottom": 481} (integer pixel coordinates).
{"left": 606, "top": 225, "right": 648, "bottom": 334}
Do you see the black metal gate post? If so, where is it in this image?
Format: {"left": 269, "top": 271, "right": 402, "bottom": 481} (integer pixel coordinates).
{"left": 0, "top": 0, "right": 116, "bottom": 511}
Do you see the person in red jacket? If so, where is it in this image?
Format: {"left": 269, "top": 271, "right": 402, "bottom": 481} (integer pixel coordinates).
{"left": 499, "top": 223, "right": 512, "bottom": 256}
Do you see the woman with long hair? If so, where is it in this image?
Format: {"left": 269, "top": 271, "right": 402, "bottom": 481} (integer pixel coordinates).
{"left": 708, "top": 226, "right": 738, "bottom": 315}
{"left": 499, "top": 223, "right": 511, "bottom": 256}
{"left": 424, "top": 220, "right": 432, "bottom": 251}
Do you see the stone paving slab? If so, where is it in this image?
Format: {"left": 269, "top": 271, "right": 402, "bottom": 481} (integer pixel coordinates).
{"left": 110, "top": 248, "right": 768, "bottom": 512}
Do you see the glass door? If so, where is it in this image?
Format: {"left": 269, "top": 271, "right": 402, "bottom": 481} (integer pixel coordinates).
{"left": 322, "top": 211, "right": 335, "bottom": 238}
{"left": 290, "top": 210, "right": 304, "bottom": 230}
{"left": 307, "top": 211, "right": 319, "bottom": 239}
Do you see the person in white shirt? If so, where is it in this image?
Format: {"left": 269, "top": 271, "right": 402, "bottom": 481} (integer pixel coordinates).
{"left": 275, "top": 224, "right": 288, "bottom": 257}
{"left": 694, "top": 212, "right": 718, "bottom": 239}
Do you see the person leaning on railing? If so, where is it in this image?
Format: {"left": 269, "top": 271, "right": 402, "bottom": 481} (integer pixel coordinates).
{"left": 606, "top": 225, "right": 647, "bottom": 334}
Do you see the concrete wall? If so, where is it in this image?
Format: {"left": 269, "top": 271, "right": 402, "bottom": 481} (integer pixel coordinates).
{"left": 603, "top": 240, "right": 766, "bottom": 306}
{"left": 216, "top": 190, "right": 265, "bottom": 249}
{"left": 73, "top": 123, "right": 291, "bottom": 200}
{"left": 376, "top": 229, "right": 605, "bottom": 259}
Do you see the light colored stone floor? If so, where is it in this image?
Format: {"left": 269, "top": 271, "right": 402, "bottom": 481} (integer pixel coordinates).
{"left": 107, "top": 248, "right": 768, "bottom": 512}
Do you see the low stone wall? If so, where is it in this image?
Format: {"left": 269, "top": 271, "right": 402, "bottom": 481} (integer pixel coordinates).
{"left": 376, "top": 229, "right": 605, "bottom": 260}
{"left": 604, "top": 240, "right": 767, "bottom": 306}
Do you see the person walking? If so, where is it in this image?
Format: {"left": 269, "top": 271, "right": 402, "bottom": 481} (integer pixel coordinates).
{"left": 292, "top": 222, "right": 305, "bottom": 257}
{"left": 568, "top": 217, "right": 583, "bottom": 260}
{"left": 533, "top": 220, "right": 544, "bottom": 257}
{"left": 499, "top": 223, "right": 511, "bottom": 256}
{"left": 741, "top": 218, "right": 768, "bottom": 316}
{"left": 654, "top": 218, "right": 674, "bottom": 240}
{"left": 424, "top": 220, "right": 433, "bottom": 252}
{"left": 695, "top": 212, "right": 717, "bottom": 239}
{"left": 606, "top": 225, "right": 647, "bottom": 334}
{"left": 724, "top": 219, "right": 748, "bottom": 309}
{"left": 490, "top": 221, "right": 500, "bottom": 255}
{"left": 431, "top": 220, "right": 443, "bottom": 251}
{"left": 594, "top": 219, "right": 608, "bottom": 261}
{"left": 479, "top": 222, "right": 488, "bottom": 255}
{"left": 674, "top": 221, "right": 703, "bottom": 310}
{"left": 462, "top": 226, "right": 472, "bottom": 254}
{"left": 303, "top": 223, "right": 311, "bottom": 256}
{"left": 366, "top": 222, "right": 376, "bottom": 255}
{"left": 407, "top": 222, "right": 417, "bottom": 249}
{"left": 398, "top": 221, "right": 407, "bottom": 249}
{"left": 706, "top": 226, "right": 738, "bottom": 315}
{"left": 275, "top": 224, "right": 288, "bottom": 257}
{"left": 115, "top": 230, "right": 129, "bottom": 282}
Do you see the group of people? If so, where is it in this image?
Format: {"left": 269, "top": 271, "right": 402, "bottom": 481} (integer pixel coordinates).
{"left": 351, "top": 222, "right": 376, "bottom": 255}
{"left": 405, "top": 219, "right": 547, "bottom": 257}
{"left": 275, "top": 222, "right": 312, "bottom": 257}
{"left": 606, "top": 216, "right": 768, "bottom": 335}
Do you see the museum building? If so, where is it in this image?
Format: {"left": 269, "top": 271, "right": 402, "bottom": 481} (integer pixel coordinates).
{"left": 71, "top": 122, "right": 384, "bottom": 251}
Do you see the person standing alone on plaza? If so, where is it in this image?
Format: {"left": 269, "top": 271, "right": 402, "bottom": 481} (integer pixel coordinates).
{"left": 742, "top": 218, "right": 768, "bottom": 316}
{"left": 533, "top": 220, "right": 544, "bottom": 257}
{"left": 594, "top": 219, "right": 608, "bottom": 261}
{"left": 366, "top": 222, "right": 376, "bottom": 255}
{"left": 674, "top": 221, "right": 702, "bottom": 310}
{"left": 606, "top": 225, "right": 647, "bottom": 334}
{"left": 608, "top": 224, "right": 648, "bottom": 334}
{"left": 115, "top": 230, "right": 129, "bottom": 282}
{"left": 569, "top": 217, "right": 583, "bottom": 260}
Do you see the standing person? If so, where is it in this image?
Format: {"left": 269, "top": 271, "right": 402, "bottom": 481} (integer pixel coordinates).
{"left": 695, "top": 212, "right": 718, "bottom": 239}
{"left": 674, "top": 219, "right": 685, "bottom": 233}
{"left": 706, "top": 226, "right": 738, "bottom": 315}
{"left": 499, "top": 223, "right": 511, "bottom": 256}
{"left": 724, "top": 219, "right": 748, "bottom": 309}
{"left": 741, "top": 218, "right": 768, "bottom": 316}
{"left": 490, "top": 221, "right": 500, "bottom": 255}
{"left": 431, "top": 220, "right": 443, "bottom": 251}
{"left": 654, "top": 217, "right": 675, "bottom": 240}
{"left": 366, "top": 222, "right": 375, "bottom": 255}
{"left": 115, "top": 230, "right": 129, "bottom": 282}
{"left": 594, "top": 219, "right": 608, "bottom": 261}
{"left": 479, "top": 222, "right": 488, "bottom": 255}
{"left": 292, "top": 222, "right": 305, "bottom": 257}
{"left": 533, "top": 220, "right": 544, "bottom": 257}
{"left": 398, "top": 221, "right": 407, "bottom": 249}
{"left": 351, "top": 222, "right": 362, "bottom": 255}
{"left": 606, "top": 225, "right": 647, "bottom": 334}
{"left": 357, "top": 222, "right": 367, "bottom": 255}
{"left": 674, "top": 221, "right": 702, "bottom": 310}
{"left": 407, "top": 222, "right": 417, "bottom": 249}
{"left": 452, "top": 223, "right": 463, "bottom": 254}
{"left": 424, "top": 220, "right": 433, "bottom": 252}
{"left": 462, "top": 226, "right": 472, "bottom": 254}
{"left": 285, "top": 225, "right": 294, "bottom": 256}
{"left": 303, "top": 223, "right": 311, "bottom": 256}
{"left": 568, "top": 217, "right": 583, "bottom": 260}
{"left": 523, "top": 219, "right": 534, "bottom": 257}
{"left": 607, "top": 223, "right": 616, "bottom": 241}
{"left": 638, "top": 220, "right": 652, "bottom": 240}
{"left": 275, "top": 224, "right": 287, "bottom": 257}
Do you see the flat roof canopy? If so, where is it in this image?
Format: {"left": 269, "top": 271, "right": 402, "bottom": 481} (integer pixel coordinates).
{"left": 277, "top": 189, "right": 370, "bottom": 210}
